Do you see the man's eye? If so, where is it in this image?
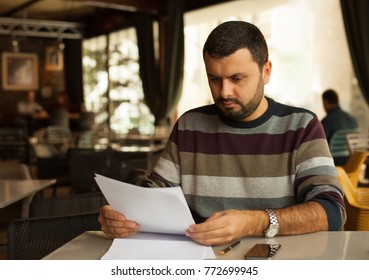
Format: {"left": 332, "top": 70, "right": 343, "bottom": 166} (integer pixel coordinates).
{"left": 232, "top": 76, "right": 243, "bottom": 82}
{"left": 209, "top": 76, "right": 220, "bottom": 81}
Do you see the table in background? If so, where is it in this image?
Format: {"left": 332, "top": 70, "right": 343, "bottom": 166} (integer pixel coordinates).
{"left": 0, "top": 179, "right": 56, "bottom": 217}
{"left": 43, "top": 230, "right": 369, "bottom": 260}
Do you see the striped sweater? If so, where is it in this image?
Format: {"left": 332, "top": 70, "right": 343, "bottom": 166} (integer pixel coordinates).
{"left": 149, "top": 98, "right": 346, "bottom": 230}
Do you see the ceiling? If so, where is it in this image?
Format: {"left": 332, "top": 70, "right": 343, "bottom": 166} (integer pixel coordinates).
{"left": 0, "top": 0, "right": 233, "bottom": 37}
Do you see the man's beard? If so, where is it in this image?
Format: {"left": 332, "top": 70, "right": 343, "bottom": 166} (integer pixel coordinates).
{"left": 215, "top": 77, "right": 264, "bottom": 121}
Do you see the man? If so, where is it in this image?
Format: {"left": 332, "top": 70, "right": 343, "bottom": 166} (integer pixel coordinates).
{"left": 99, "top": 21, "right": 346, "bottom": 246}
{"left": 16, "top": 90, "right": 48, "bottom": 135}
{"left": 321, "top": 89, "right": 358, "bottom": 142}
{"left": 17, "top": 90, "right": 48, "bottom": 119}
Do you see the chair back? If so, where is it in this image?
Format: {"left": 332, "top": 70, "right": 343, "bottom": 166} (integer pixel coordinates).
{"left": 29, "top": 192, "right": 107, "bottom": 218}
{"left": 45, "top": 125, "right": 73, "bottom": 154}
{"left": 329, "top": 128, "right": 359, "bottom": 166}
{"left": 77, "top": 111, "right": 95, "bottom": 131}
{"left": 68, "top": 148, "right": 127, "bottom": 193}
{"left": 0, "top": 126, "right": 30, "bottom": 163}
{"left": 336, "top": 167, "right": 369, "bottom": 231}
{"left": 31, "top": 142, "right": 59, "bottom": 158}
{"left": 7, "top": 212, "right": 100, "bottom": 260}
{"left": 346, "top": 130, "right": 369, "bottom": 154}
{"left": 49, "top": 108, "right": 69, "bottom": 127}
{"left": 344, "top": 151, "right": 369, "bottom": 187}
{"left": 0, "top": 162, "right": 32, "bottom": 179}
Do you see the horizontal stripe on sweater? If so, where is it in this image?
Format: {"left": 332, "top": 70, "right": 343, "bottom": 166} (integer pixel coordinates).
{"left": 185, "top": 195, "right": 296, "bottom": 218}
{"left": 158, "top": 141, "right": 335, "bottom": 178}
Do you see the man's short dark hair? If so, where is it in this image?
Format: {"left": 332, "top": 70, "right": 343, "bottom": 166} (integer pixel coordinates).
{"left": 322, "top": 89, "right": 339, "bottom": 105}
{"left": 202, "top": 21, "right": 269, "bottom": 70}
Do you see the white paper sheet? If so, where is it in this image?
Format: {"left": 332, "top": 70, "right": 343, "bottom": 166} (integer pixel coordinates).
{"left": 100, "top": 232, "right": 215, "bottom": 260}
{"left": 95, "top": 174, "right": 215, "bottom": 260}
{"left": 95, "top": 174, "right": 195, "bottom": 235}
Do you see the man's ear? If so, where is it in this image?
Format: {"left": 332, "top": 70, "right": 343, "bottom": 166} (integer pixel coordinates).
{"left": 262, "top": 61, "right": 272, "bottom": 84}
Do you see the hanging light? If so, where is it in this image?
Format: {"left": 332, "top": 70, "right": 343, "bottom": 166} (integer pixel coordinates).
{"left": 11, "top": 37, "right": 19, "bottom": 52}
{"left": 58, "top": 37, "right": 65, "bottom": 51}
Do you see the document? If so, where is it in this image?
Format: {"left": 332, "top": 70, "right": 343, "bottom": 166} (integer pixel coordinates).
{"left": 95, "top": 174, "right": 215, "bottom": 260}
{"left": 100, "top": 233, "right": 215, "bottom": 260}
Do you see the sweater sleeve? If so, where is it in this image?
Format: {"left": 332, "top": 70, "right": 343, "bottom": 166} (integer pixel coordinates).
{"left": 294, "top": 117, "right": 346, "bottom": 230}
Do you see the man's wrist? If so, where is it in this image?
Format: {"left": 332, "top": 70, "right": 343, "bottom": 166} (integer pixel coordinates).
{"left": 241, "top": 210, "right": 270, "bottom": 236}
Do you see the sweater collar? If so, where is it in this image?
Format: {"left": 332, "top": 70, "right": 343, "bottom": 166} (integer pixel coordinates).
{"left": 218, "top": 97, "right": 275, "bottom": 128}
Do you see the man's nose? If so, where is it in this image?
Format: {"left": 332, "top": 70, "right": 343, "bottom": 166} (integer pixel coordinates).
{"left": 220, "top": 80, "right": 233, "bottom": 99}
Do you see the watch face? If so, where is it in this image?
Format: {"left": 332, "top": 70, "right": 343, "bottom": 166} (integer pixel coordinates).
{"left": 266, "top": 226, "right": 279, "bottom": 237}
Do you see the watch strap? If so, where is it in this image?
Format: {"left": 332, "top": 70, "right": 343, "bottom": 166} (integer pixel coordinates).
{"left": 264, "top": 209, "right": 279, "bottom": 237}
{"left": 265, "top": 209, "right": 278, "bottom": 225}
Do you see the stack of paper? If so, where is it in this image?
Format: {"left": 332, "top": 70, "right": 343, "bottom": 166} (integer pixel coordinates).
{"left": 95, "top": 174, "right": 215, "bottom": 260}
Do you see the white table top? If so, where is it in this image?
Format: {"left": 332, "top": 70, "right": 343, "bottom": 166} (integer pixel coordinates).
{"left": 43, "top": 230, "right": 369, "bottom": 260}
{"left": 0, "top": 179, "right": 56, "bottom": 208}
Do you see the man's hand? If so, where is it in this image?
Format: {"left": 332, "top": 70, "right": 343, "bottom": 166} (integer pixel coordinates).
{"left": 185, "top": 209, "right": 267, "bottom": 245}
{"left": 98, "top": 205, "right": 140, "bottom": 239}
{"left": 185, "top": 202, "right": 329, "bottom": 245}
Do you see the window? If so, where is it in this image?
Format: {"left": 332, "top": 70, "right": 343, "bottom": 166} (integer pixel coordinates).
{"left": 83, "top": 0, "right": 368, "bottom": 130}
{"left": 82, "top": 35, "right": 108, "bottom": 125}
{"left": 82, "top": 28, "right": 154, "bottom": 134}
{"left": 179, "top": 0, "right": 366, "bottom": 126}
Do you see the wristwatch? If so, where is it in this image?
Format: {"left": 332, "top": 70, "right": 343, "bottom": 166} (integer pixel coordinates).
{"left": 268, "top": 244, "right": 281, "bottom": 258}
{"left": 264, "top": 209, "right": 279, "bottom": 238}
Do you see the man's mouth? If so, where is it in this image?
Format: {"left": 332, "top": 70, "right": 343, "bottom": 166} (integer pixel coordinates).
{"left": 221, "top": 99, "right": 237, "bottom": 109}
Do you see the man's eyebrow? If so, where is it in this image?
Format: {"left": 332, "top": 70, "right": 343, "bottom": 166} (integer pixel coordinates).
{"left": 207, "top": 72, "right": 245, "bottom": 77}
{"left": 207, "top": 73, "right": 220, "bottom": 78}
{"left": 230, "top": 73, "right": 246, "bottom": 78}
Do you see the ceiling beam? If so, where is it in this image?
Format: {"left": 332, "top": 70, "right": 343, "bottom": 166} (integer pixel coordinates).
{"left": 67, "top": 0, "right": 165, "bottom": 14}
{"left": 0, "top": 17, "right": 84, "bottom": 39}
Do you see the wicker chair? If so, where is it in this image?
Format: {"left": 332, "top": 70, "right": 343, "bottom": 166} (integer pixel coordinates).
{"left": 7, "top": 212, "right": 100, "bottom": 260}
{"left": 343, "top": 151, "right": 369, "bottom": 187}
{"left": 336, "top": 167, "right": 369, "bottom": 231}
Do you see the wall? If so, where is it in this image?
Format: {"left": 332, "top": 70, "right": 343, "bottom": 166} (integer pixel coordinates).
{"left": 0, "top": 36, "right": 65, "bottom": 124}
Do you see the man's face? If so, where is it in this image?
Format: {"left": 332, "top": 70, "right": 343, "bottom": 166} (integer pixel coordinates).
{"left": 204, "top": 48, "right": 271, "bottom": 122}
{"left": 27, "top": 91, "right": 36, "bottom": 103}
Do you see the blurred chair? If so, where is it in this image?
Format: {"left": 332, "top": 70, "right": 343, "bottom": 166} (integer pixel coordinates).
{"left": 0, "top": 162, "right": 32, "bottom": 179}
{"left": 49, "top": 108, "right": 69, "bottom": 127}
{"left": 30, "top": 142, "right": 70, "bottom": 196}
{"left": 29, "top": 192, "right": 107, "bottom": 218}
{"left": 336, "top": 167, "right": 369, "bottom": 231}
{"left": 346, "top": 130, "right": 369, "bottom": 154}
{"left": 40, "top": 125, "right": 73, "bottom": 193}
{"left": 0, "top": 126, "right": 30, "bottom": 164}
{"left": 329, "top": 128, "right": 359, "bottom": 166}
{"left": 343, "top": 151, "right": 369, "bottom": 187}
{"left": 7, "top": 212, "right": 100, "bottom": 260}
{"left": 346, "top": 130, "right": 369, "bottom": 182}
{"left": 0, "top": 162, "right": 32, "bottom": 248}
{"left": 68, "top": 148, "right": 128, "bottom": 194}
{"left": 77, "top": 129, "right": 111, "bottom": 149}
{"left": 45, "top": 125, "right": 73, "bottom": 155}
{"left": 77, "top": 111, "right": 95, "bottom": 131}
{"left": 77, "top": 130, "right": 98, "bottom": 149}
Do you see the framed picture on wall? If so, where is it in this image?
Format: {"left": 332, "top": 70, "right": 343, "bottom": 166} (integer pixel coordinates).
{"left": 1, "top": 52, "right": 39, "bottom": 91}
{"left": 45, "top": 46, "right": 63, "bottom": 71}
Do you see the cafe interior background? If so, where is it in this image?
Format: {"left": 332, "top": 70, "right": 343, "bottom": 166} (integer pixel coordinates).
{"left": 0, "top": 0, "right": 368, "bottom": 132}
{"left": 0, "top": 0, "right": 369, "bottom": 260}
